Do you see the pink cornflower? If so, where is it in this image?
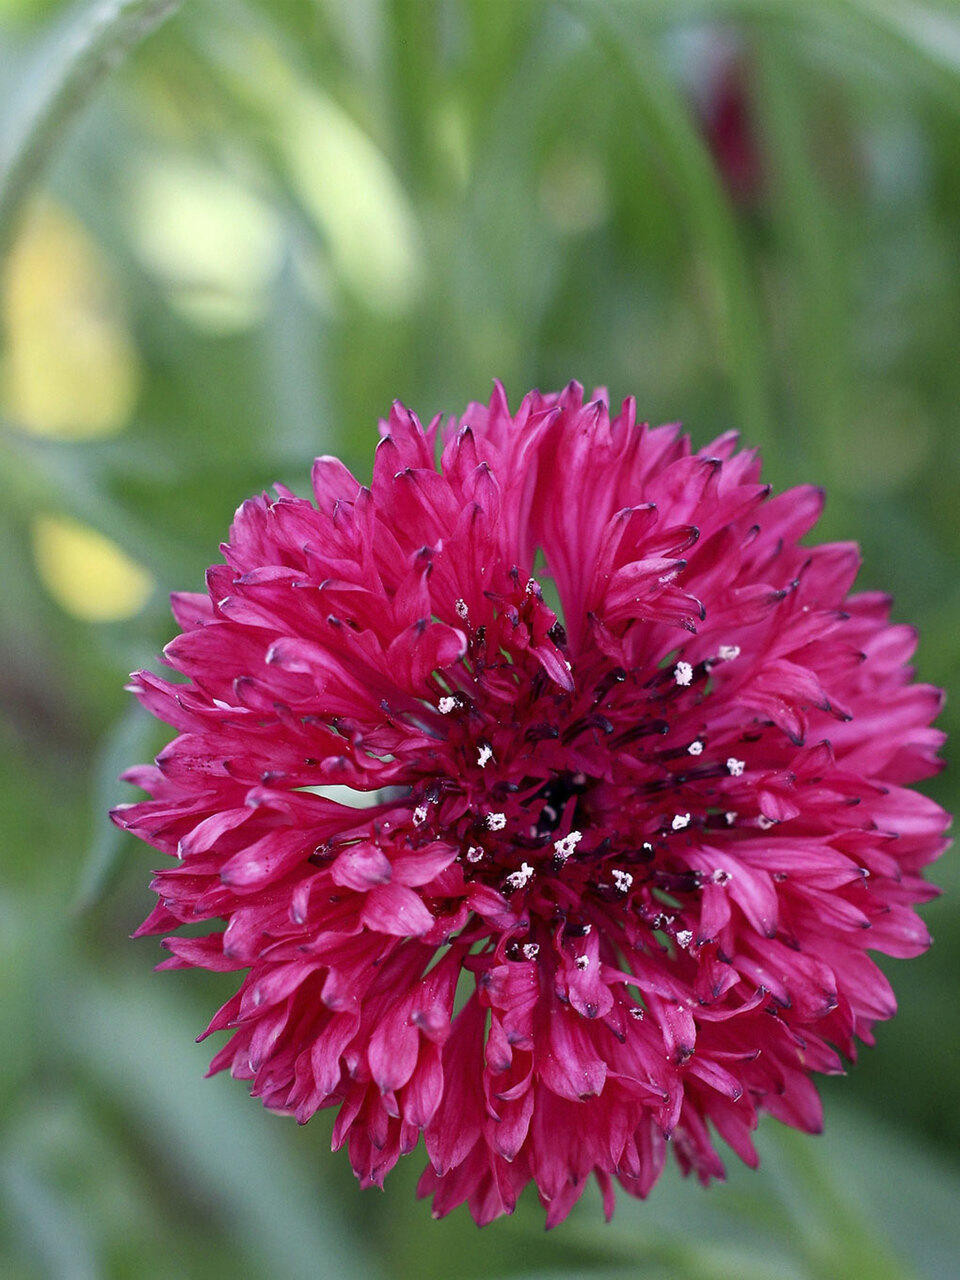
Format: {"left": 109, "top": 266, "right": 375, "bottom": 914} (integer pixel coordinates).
{"left": 114, "top": 383, "right": 949, "bottom": 1226}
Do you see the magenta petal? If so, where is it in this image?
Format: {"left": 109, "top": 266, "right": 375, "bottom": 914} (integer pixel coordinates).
{"left": 332, "top": 844, "right": 392, "bottom": 890}
{"left": 361, "top": 883, "right": 433, "bottom": 936}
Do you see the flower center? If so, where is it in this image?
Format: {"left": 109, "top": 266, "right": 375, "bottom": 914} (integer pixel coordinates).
{"left": 386, "top": 573, "right": 757, "bottom": 955}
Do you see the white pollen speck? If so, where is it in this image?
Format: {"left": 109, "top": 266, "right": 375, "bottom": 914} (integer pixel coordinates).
{"left": 726, "top": 757, "right": 745, "bottom": 777}
{"left": 675, "top": 929, "right": 694, "bottom": 948}
{"left": 438, "top": 696, "right": 457, "bottom": 715}
{"left": 629, "top": 1006, "right": 644, "bottom": 1019}
{"left": 466, "top": 845, "right": 484, "bottom": 863}
{"left": 642, "top": 841, "right": 654, "bottom": 854}
{"left": 574, "top": 954, "right": 590, "bottom": 970}
{"left": 522, "top": 942, "right": 540, "bottom": 960}
{"left": 413, "top": 804, "right": 429, "bottom": 826}
{"left": 486, "top": 812, "right": 506, "bottom": 831}
{"left": 757, "top": 814, "right": 776, "bottom": 830}
{"left": 672, "top": 812, "right": 691, "bottom": 831}
{"left": 718, "top": 644, "right": 741, "bottom": 662}
{"left": 505, "top": 861, "right": 534, "bottom": 890}
{"left": 455, "top": 598, "right": 469, "bottom": 619}
{"left": 553, "top": 830, "right": 582, "bottom": 860}
{"left": 525, "top": 578, "right": 537, "bottom": 596}
{"left": 674, "top": 661, "right": 693, "bottom": 687}
{"left": 712, "top": 868, "right": 731, "bottom": 884}
{"left": 725, "top": 811, "right": 737, "bottom": 825}
{"left": 477, "top": 743, "right": 493, "bottom": 768}
{"left": 688, "top": 739, "right": 704, "bottom": 756}
{"left": 611, "top": 868, "right": 633, "bottom": 892}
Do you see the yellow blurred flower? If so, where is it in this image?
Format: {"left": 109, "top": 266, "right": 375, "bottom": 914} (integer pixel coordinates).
{"left": 1, "top": 200, "right": 140, "bottom": 438}
{"left": 127, "top": 157, "right": 282, "bottom": 331}
{"left": 278, "top": 88, "right": 421, "bottom": 316}
{"left": 32, "top": 515, "right": 154, "bottom": 622}
{"left": 221, "top": 40, "right": 421, "bottom": 316}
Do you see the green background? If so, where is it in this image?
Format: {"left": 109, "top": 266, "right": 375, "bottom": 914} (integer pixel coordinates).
{"left": 0, "top": 2, "right": 957, "bottom": 1277}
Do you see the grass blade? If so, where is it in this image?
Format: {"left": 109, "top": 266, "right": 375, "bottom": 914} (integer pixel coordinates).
{"left": 0, "top": 1156, "right": 99, "bottom": 1280}
{"left": 59, "top": 967, "right": 384, "bottom": 1280}
{"left": 73, "top": 699, "right": 159, "bottom": 911}
{"left": 570, "top": 0, "right": 773, "bottom": 448}
{"left": 0, "top": 0, "right": 182, "bottom": 265}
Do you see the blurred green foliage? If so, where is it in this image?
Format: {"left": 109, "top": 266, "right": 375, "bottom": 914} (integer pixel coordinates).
{"left": 0, "top": 1, "right": 958, "bottom": 1277}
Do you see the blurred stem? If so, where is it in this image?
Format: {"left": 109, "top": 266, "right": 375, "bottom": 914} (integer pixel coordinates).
{"left": 383, "top": 0, "right": 440, "bottom": 196}
{"left": 573, "top": 0, "right": 773, "bottom": 450}
{"left": 752, "top": 26, "right": 850, "bottom": 483}
{"left": 262, "top": 242, "right": 332, "bottom": 465}
{"left": 0, "top": 0, "right": 182, "bottom": 268}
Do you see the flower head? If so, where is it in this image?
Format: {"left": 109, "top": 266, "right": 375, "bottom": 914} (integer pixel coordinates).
{"left": 115, "top": 383, "right": 949, "bottom": 1227}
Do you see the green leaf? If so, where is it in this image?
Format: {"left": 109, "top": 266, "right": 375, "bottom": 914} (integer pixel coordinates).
{"left": 793, "top": 1110, "right": 960, "bottom": 1280}
{"left": 0, "top": 1155, "right": 99, "bottom": 1280}
{"left": 0, "top": 0, "right": 183, "bottom": 266}
{"left": 58, "top": 967, "right": 384, "bottom": 1280}
{"left": 560, "top": 1104, "right": 960, "bottom": 1280}
{"left": 570, "top": 0, "right": 773, "bottom": 449}
{"left": 750, "top": 23, "right": 851, "bottom": 483}
{"left": 836, "top": 1, "right": 960, "bottom": 113}
{"left": 73, "top": 698, "right": 158, "bottom": 911}
{"left": 0, "top": 424, "right": 195, "bottom": 580}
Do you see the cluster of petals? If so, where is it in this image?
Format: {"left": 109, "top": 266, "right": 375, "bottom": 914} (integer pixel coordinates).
{"left": 114, "top": 382, "right": 949, "bottom": 1226}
